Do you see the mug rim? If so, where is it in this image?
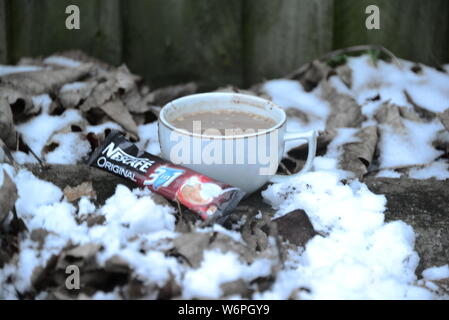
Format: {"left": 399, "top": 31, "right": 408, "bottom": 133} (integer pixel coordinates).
{"left": 159, "top": 92, "right": 287, "bottom": 140}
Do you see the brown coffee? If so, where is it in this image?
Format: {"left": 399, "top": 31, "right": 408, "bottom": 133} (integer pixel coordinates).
{"left": 170, "top": 109, "right": 276, "bottom": 135}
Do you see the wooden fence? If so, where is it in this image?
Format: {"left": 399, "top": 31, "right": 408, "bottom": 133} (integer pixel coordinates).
{"left": 1, "top": 0, "right": 448, "bottom": 88}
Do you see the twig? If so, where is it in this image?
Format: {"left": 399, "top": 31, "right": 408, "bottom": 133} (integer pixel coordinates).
{"left": 175, "top": 199, "right": 183, "bottom": 217}
{"left": 279, "top": 161, "right": 292, "bottom": 175}
{"left": 368, "top": 163, "right": 435, "bottom": 174}
{"left": 0, "top": 139, "right": 19, "bottom": 170}
{"left": 319, "top": 44, "right": 403, "bottom": 69}
{"left": 286, "top": 45, "right": 403, "bottom": 80}
{"left": 27, "top": 146, "right": 45, "bottom": 169}
{"left": 17, "top": 132, "right": 45, "bottom": 169}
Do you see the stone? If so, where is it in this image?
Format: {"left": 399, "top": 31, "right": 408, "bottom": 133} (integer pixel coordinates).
{"left": 272, "top": 210, "right": 317, "bottom": 247}
{"left": 364, "top": 176, "right": 449, "bottom": 274}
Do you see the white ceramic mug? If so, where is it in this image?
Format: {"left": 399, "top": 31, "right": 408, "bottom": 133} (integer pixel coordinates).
{"left": 158, "top": 93, "right": 317, "bottom": 194}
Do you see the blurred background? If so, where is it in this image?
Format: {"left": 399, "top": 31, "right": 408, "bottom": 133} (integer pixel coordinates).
{"left": 1, "top": 0, "right": 448, "bottom": 88}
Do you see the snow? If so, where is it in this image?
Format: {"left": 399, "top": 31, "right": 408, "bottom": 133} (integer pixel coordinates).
{"left": 0, "top": 167, "right": 182, "bottom": 297}
{"left": 15, "top": 169, "right": 64, "bottom": 217}
{"left": 263, "top": 80, "right": 330, "bottom": 123}
{"left": 2, "top": 54, "right": 449, "bottom": 300}
{"left": 137, "top": 122, "right": 161, "bottom": 155}
{"left": 422, "top": 265, "right": 449, "bottom": 281}
{"left": 406, "top": 66, "right": 449, "bottom": 113}
{"left": 409, "top": 160, "right": 449, "bottom": 180}
{"left": 78, "top": 197, "right": 96, "bottom": 215}
{"left": 32, "top": 94, "right": 53, "bottom": 113}
{"left": 182, "top": 250, "right": 272, "bottom": 299}
{"left": 113, "top": 249, "right": 181, "bottom": 288}
{"left": 60, "top": 81, "right": 88, "bottom": 92}
{"left": 312, "top": 156, "right": 339, "bottom": 172}
{"left": 378, "top": 119, "right": 444, "bottom": 169}
{"left": 29, "top": 202, "right": 78, "bottom": 235}
{"left": 99, "top": 184, "right": 176, "bottom": 236}
{"left": 346, "top": 56, "right": 449, "bottom": 113}
{"left": 91, "top": 290, "right": 121, "bottom": 300}
{"left": 44, "top": 132, "right": 91, "bottom": 164}
{"left": 43, "top": 56, "right": 82, "bottom": 68}
{"left": 0, "top": 65, "right": 42, "bottom": 76}
{"left": 86, "top": 122, "right": 123, "bottom": 135}
{"left": 444, "top": 65, "right": 449, "bottom": 73}
{"left": 407, "top": 84, "right": 449, "bottom": 113}
{"left": 262, "top": 79, "right": 330, "bottom": 152}
{"left": 376, "top": 170, "right": 402, "bottom": 178}
{"left": 12, "top": 151, "right": 39, "bottom": 165}
{"left": 16, "top": 95, "right": 84, "bottom": 158}
{"left": 324, "top": 128, "right": 359, "bottom": 161}
{"left": 261, "top": 170, "right": 433, "bottom": 299}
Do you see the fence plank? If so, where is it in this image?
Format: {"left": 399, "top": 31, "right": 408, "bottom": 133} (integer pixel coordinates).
{"left": 333, "top": 0, "right": 449, "bottom": 66}
{"left": 243, "top": 0, "right": 334, "bottom": 85}
{"left": 6, "top": 0, "right": 122, "bottom": 65}
{"left": 122, "top": 0, "right": 243, "bottom": 89}
{"left": 0, "top": 0, "right": 7, "bottom": 63}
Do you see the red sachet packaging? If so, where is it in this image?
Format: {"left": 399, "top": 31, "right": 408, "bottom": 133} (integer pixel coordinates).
{"left": 87, "top": 131, "right": 245, "bottom": 223}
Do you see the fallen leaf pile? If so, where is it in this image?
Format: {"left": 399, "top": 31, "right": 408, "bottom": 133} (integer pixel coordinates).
{"left": 0, "top": 49, "right": 449, "bottom": 299}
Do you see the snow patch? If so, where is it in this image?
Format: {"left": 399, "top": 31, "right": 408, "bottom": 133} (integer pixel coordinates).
{"left": 261, "top": 171, "right": 433, "bottom": 299}
{"left": 378, "top": 120, "right": 444, "bottom": 168}
{"left": 422, "top": 265, "right": 449, "bottom": 281}
{"left": 182, "top": 250, "right": 272, "bottom": 299}
{"left": 43, "top": 56, "right": 82, "bottom": 68}
{"left": 409, "top": 160, "right": 449, "bottom": 180}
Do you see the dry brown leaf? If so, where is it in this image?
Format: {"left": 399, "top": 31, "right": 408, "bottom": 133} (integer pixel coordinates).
{"left": 79, "top": 65, "right": 139, "bottom": 113}
{"left": 0, "top": 97, "right": 17, "bottom": 149}
{"left": 122, "top": 87, "right": 152, "bottom": 114}
{"left": 172, "top": 232, "right": 256, "bottom": 269}
{"left": 79, "top": 80, "right": 118, "bottom": 113}
{"left": 272, "top": 209, "right": 317, "bottom": 247}
{"left": 374, "top": 102, "right": 407, "bottom": 132}
{"left": 321, "top": 81, "right": 364, "bottom": 129}
{"left": 0, "top": 138, "right": 16, "bottom": 165}
{"left": 59, "top": 81, "right": 97, "bottom": 109}
{"left": 374, "top": 101, "right": 425, "bottom": 137}
{"left": 64, "top": 243, "right": 102, "bottom": 261}
{"left": 30, "top": 228, "right": 53, "bottom": 249}
{"left": 144, "top": 82, "right": 198, "bottom": 107}
{"left": 0, "top": 63, "right": 94, "bottom": 95}
{"left": 340, "top": 126, "right": 378, "bottom": 179}
{"left": 104, "top": 255, "right": 132, "bottom": 274}
{"left": 285, "top": 107, "right": 309, "bottom": 124}
{"left": 214, "top": 85, "right": 261, "bottom": 98}
{"left": 51, "top": 50, "right": 115, "bottom": 71}
{"left": 439, "top": 109, "right": 449, "bottom": 132}
{"left": 287, "top": 60, "right": 331, "bottom": 92}
{"left": 334, "top": 64, "right": 353, "bottom": 89}
{"left": 0, "top": 169, "right": 17, "bottom": 224}
{"left": 398, "top": 106, "right": 424, "bottom": 123}
{"left": 288, "top": 129, "right": 337, "bottom": 160}
{"left": 100, "top": 99, "right": 138, "bottom": 138}
{"left": 63, "top": 181, "right": 96, "bottom": 202}
{"left": 433, "top": 130, "right": 449, "bottom": 155}
{"left": 115, "top": 65, "right": 140, "bottom": 90}
{"left": 404, "top": 90, "right": 437, "bottom": 121}
{"left": 16, "top": 57, "right": 46, "bottom": 67}
{"left": 0, "top": 87, "right": 36, "bottom": 123}
{"left": 221, "top": 279, "right": 252, "bottom": 298}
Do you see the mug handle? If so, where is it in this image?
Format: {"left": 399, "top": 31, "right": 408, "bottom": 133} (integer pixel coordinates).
{"left": 270, "top": 130, "right": 318, "bottom": 183}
